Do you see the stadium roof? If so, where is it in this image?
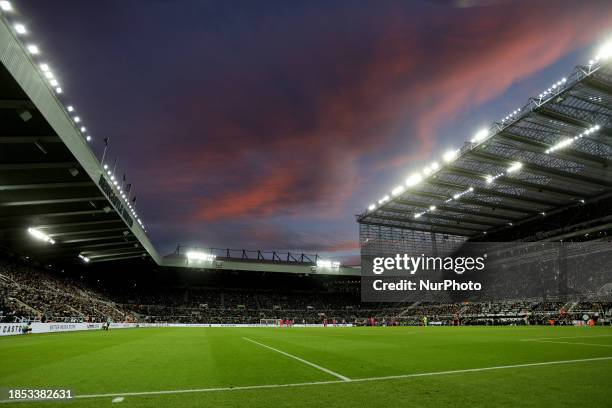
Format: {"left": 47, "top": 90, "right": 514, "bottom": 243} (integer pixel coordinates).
{"left": 358, "top": 45, "right": 612, "bottom": 238}
{"left": 0, "top": 7, "right": 358, "bottom": 275}
{"left": 0, "top": 9, "right": 159, "bottom": 265}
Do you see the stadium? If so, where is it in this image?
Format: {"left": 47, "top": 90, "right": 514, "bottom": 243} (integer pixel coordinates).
{"left": 0, "top": 1, "right": 611, "bottom": 407}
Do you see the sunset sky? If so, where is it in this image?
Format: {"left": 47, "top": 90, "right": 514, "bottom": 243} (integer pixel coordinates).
{"left": 18, "top": 0, "right": 612, "bottom": 263}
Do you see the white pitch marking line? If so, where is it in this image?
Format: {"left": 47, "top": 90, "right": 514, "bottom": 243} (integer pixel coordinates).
{"left": 0, "top": 357, "right": 610, "bottom": 403}
{"left": 525, "top": 340, "right": 612, "bottom": 348}
{"left": 521, "top": 334, "right": 612, "bottom": 342}
{"left": 242, "top": 337, "right": 351, "bottom": 381}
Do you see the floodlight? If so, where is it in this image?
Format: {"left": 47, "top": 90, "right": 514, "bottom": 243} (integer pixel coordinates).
{"left": 596, "top": 41, "right": 612, "bottom": 61}
{"left": 0, "top": 1, "right": 12, "bottom": 12}
{"left": 405, "top": 173, "right": 422, "bottom": 187}
{"left": 186, "top": 251, "right": 217, "bottom": 262}
{"left": 67, "top": 105, "right": 74, "bottom": 112}
{"left": 86, "top": 135, "right": 91, "bottom": 141}
{"left": 430, "top": 162, "right": 439, "bottom": 170}
{"left": 506, "top": 162, "right": 522, "bottom": 173}
{"left": 78, "top": 254, "right": 90, "bottom": 263}
{"left": 26, "top": 44, "right": 39, "bottom": 54}
{"left": 443, "top": 149, "right": 459, "bottom": 163}
{"left": 429, "top": 205, "right": 436, "bottom": 211}
{"left": 471, "top": 128, "right": 489, "bottom": 143}
{"left": 80, "top": 126, "right": 86, "bottom": 132}
{"left": 49, "top": 79, "right": 58, "bottom": 86}
{"left": 316, "top": 260, "right": 340, "bottom": 268}
{"left": 14, "top": 23, "right": 26, "bottom": 34}
{"left": 368, "top": 204, "right": 376, "bottom": 211}
{"left": 73, "top": 116, "right": 81, "bottom": 123}
{"left": 391, "top": 185, "right": 405, "bottom": 196}
{"left": 27, "top": 227, "right": 55, "bottom": 245}
{"left": 485, "top": 175, "right": 494, "bottom": 184}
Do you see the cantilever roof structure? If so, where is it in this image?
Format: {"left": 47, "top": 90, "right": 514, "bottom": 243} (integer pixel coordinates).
{"left": 0, "top": 8, "right": 159, "bottom": 264}
{"left": 358, "top": 49, "right": 612, "bottom": 239}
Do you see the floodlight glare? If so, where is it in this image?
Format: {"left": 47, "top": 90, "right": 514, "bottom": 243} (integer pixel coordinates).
{"left": 471, "top": 128, "right": 489, "bottom": 143}
{"left": 0, "top": 1, "right": 12, "bottom": 12}
{"left": 596, "top": 41, "right": 612, "bottom": 61}
{"left": 67, "top": 105, "right": 74, "bottom": 112}
{"left": 49, "top": 79, "right": 58, "bottom": 86}
{"left": 391, "top": 185, "right": 405, "bottom": 196}
{"left": 78, "top": 254, "right": 90, "bottom": 263}
{"left": 73, "top": 116, "right": 81, "bottom": 123}
{"left": 405, "top": 173, "right": 422, "bottom": 187}
{"left": 26, "top": 44, "right": 39, "bottom": 54}
{"left": 317, "top": 260, "right": 341, "bottom": 268}
{"left": 368, "top": 204, "right": 376, "bottom": 211}
{"left": 506, "top": 162, "right": 523, "bottom": 173}
{"left": 27, "top": 227, "right": 55, "bottom": 245}
{"left": 14, "top": 23, "right": 26, "bottom": 34}
{"left": 429, "top": 205, "right": 436, "bottom": 211}
{"left": 485, "top": 175, "right": 494, "bottom": 184}
{"left": 430, "top": 162, "right": 439, "bottom": 170}
{"left": 443, "top": 149, "right": 459, "bottom": 163}
{"left": 186, "top": 251, "right": 217, "bottom": 262}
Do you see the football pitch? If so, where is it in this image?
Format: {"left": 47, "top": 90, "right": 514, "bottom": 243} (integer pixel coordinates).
{"left": 1, "top": 326, "right": 611, "bottom": 407}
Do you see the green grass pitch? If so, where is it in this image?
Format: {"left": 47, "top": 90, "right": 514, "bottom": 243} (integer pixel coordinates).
{"left": 1, "top": 326, "right": 611, "bottom": 407}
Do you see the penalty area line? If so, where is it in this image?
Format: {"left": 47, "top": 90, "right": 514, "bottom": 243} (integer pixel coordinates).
{"left": 0, "top": 356, "right": 610, "bottom": 403}
{"left": 242, "top": 337, "right": 351, "bottom": 381}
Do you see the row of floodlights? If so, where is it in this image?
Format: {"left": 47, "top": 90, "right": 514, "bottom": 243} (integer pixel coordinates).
{"left": 545, "top": 125, "right": 600, "bottom": 154}
{"left": 411, "top": 162, "right": 522, "bottom": 220}
{"left": 365, "top": 39, "right": 612, "bottom": 215}
{"left": 316, "top": 260, "right": 341, "bottom": 268}
{"left": 102, "top": 164, "right": 144, "bottom": 230}
{"left": 1, "top": 1, "right": 92, "bottom": 144}
{"left": 186, "top": 251, "right": 217, "bottom": 262}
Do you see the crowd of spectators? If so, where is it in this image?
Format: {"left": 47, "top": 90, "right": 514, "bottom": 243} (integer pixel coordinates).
{"left": 1, "top": 254, "right": 610, "bottom": 326}
{"left": 0, "top": 256, "right": 130, "bottom": 323}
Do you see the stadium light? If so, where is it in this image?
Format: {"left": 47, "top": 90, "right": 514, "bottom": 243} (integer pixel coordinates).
{"left": 442, "top": 149, "right": 459, "bottom": 163}
{"left": 73, "top": 116, "right": 81, "bottom": 123}
{"left": 316, "top": 260, "right": 340, "bottom": 268}
{"left": 86, "top": 135, "right": 91, "bottom": 141}
{"left": 405, "top": 173, "right": 422, "bottom": 187}
{"left": 0, "top": 1, "right": 12, "bottom": 12}
{"left": 49, "top": 79, "right": 58, "bottom": 86}
{"left": 391, "top": 185, "right": 405, "bottom": 196}
{"left": 368, "top": 204, "right": 376, "bottom": 211}
{"left": 78, "top": 254, "right": 90, "bottom": 263}
{"left": 429, "top": 205, "right": 436, "bottom": 211}
{"left": 186, "top": 251, "right": 216, "bottom": 262}
{"left": 506, "top": 162, "right": 522, "bottom": 173}
{"left": 471, "top": 128, "right": 489, "bottom": 143}
{"left": 14, "top": 23, "right": 26, "bottom": 34}
{"left": 430, "top": 162, "right": 439, "bottom": 170}
{"left": 595, "top": 40, "right": 612, "bottom": 61}
{"left": 26, "top": 44, "right": 39, "bottom": 54}
{"left": 67, "top": 105, "right": 74, "bottom": 112}
{"left": 80, "top": 126, "right": 86, "bottom": 132}
{"left": 545, "top": 124, "right": 599, "bottom": 154}
{"left": 55, "top": 87, "right": 62, "bottom": 94}
{"left": 27, "top": 227, "right": 55, "bottom": 245}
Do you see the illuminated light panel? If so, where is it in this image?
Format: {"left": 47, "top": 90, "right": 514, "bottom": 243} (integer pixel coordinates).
{"left": 0, "top": 1, "right": 12, "bottom": 12}
{"left": 26, "top": 44, "right": 39, "bottom": 54}
{"left": 27, "top": 227, "right": 55, "bottom": 245}
{"left": 471, "top": 128, "right": 489, "bottom": 143}
{"left": 442, "top": 149, "right": 459, "bottom": 163}
{"left": 405, "top": 173, "right": 422, "bottom": 187}
{"left": 391, "top": 185, "right": 405, "bottom": 196}
{"left": 14, "top": 23, "right": 26, "bottom": 34}
{"left": 316, "top": 260, "right": 341, "bottom": 268}
{"left": 186, "top": 251, "right": 217, "bottom": 262}
{"left": 506, "top": 162, "right": 523, "bottom": 173}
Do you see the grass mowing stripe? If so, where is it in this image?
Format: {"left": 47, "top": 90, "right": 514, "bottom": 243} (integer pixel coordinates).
{"left": 242, "top": 337, "right": 351, "bottom": 381}
{"left": 525, "top": 340, "right": 612, "bottom": 347}
{"left": 1, "top": 356, "right": 610, "bottom": 403}
{"left": 520, "top": 334, "right": 612, "bottom": 341}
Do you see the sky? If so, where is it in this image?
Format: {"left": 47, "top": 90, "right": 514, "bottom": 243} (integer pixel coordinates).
{"left": 15, "top": 0, "right": 612, "bottom": 264}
